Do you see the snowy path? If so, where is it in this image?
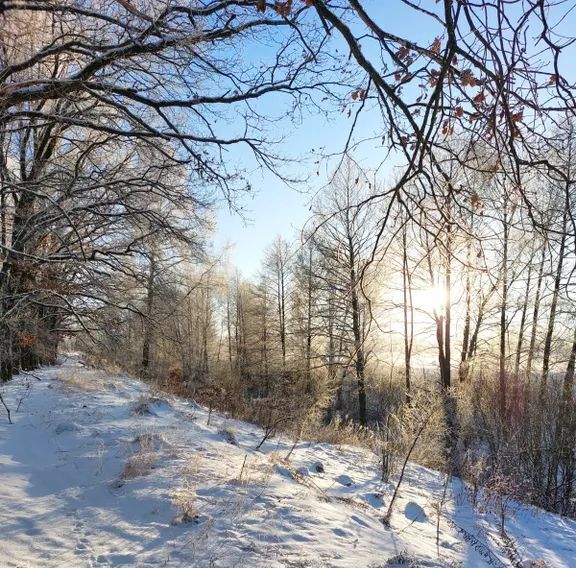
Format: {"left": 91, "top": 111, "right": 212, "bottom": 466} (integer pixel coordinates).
{"left": 1, "top": 356, "right": 575, "bottom": 567}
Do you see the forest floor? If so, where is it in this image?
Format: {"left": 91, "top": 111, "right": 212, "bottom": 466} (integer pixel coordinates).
{"left": 0, "top": 355, "right": 575, "bottom": 567}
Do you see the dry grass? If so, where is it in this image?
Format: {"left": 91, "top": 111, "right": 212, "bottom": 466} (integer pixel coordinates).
{"left": 171, "top": 478, "right": 200, "bottom": 525}
{"left": 132, "top": 431, "right": 170, "bottom": 451}
{"left": 305, "top": 418, "right": 373, "bottom": 449}
{"left": 57, "top": 369, "right": 108, "bottom": 392}
{"left": 94, "top": 438, "right": 107, "bottom": 476}
{"left": 186, "top": 452, "right": 204, "bottom": 475}
{"left": 218, "top": 426, "right": 238, "bottom": 445}
{"left": 81, "top": 353, "right": 125, "bottom": 376}
{"left": 130, "top": 395, "right": 169, "bottom": 416}
{"left": 121, "top": 452, "right": 157, "bottom": 479}
{"left": 120, "top": 432, "right": 158, "bottom": 479}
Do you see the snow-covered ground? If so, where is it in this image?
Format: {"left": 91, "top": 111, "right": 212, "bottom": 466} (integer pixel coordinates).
{"left": 0, "top": 356, "right": 574, "bottom": 567}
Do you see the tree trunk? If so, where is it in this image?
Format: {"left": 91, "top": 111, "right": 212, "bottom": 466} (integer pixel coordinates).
{"left": 402, "top": 222, "right": 413, "bottom": 402}
{"left": 141, "top": 254, "right": 157, "bottom": 376}
{"left": 540, "top": 210, "right": 568, "bottom": 398}
{"left": 348, "top": 234, "right": 367, "bottom": 427}
{"left": 526, "top": 242, "right": 546, "bottom": 384}
{"left": 559, "top": 328, "right": 576, "bottom": 511}
{"left": 514, "top": 245, "right": 534, "bottom": 379}
{"left": 0, "top": 191, "right": 36, "bottom": 380}
{"left": 305, "top": 246, "right": 313, "bottom": 383}
{"left": 276, "top": 257, "right": 287, "bottom": 368}
{"left": 499, "top": 201, "right": 510, "bottom": 424}
{"left": 459, "top": 229, "right": 474, "bottom": 382}
{"left": 444, "top": 230, "right": 452, "bottom": 391}
{"left": 226, "top": 291, "right": 233, "bottom": 370}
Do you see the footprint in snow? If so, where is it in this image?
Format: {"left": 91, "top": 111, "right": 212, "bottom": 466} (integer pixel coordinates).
{"left": 72, "top": 515, "right": 111, "bottom": 568}
{"left": 404, "top": 501, "right": 428, "bottom": 522}
{"left": 335, "top": 474, "right": 353, "bottom": 487}
{"left": 361, "top": 492, "right": 385, "bottom": 509}
{"left": 99, "top": 553, "right": 136, "bottom": 565}
{"left": 350, "top": 514, "right": 370, "bottom": 528}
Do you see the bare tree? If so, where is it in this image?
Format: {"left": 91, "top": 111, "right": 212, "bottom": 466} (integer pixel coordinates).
{"left": 310, "top": 158, "right": 379, "bottom": 426}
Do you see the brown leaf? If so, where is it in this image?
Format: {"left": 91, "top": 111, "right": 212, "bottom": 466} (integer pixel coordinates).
{"left": 117, "top": 0, "right": 151, "bottom": 20}
{"left": 511, "top": 110, "right": 523, "bottom": 122}
{"left": 274, "top": 0, "right": 292, "bottom": 16}
{"left": 473, "top": 91, "right": 485, "bottom": 104}
{"left": 397, "top": 46, "right": 410, "bottom": 60}
{"left": 461, "top": 69, "right": 476, "bottom": 87}
{"left": 471, "top": 192, "right": 482, "bottom": 209}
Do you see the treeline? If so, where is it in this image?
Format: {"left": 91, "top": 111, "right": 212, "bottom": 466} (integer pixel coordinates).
{"left": 0, "top": 0, "right": 334, "bottom": 380}
{"left": 81, "top": 142, "right": 576, "bottom": 517}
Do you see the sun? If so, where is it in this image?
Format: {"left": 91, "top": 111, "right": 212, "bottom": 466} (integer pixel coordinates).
{"left": 418, "top": 285, "right": 448, "bottom": 313}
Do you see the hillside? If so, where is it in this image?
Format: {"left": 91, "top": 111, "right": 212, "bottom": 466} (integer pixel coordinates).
{"left": 0, "top": 356, "right": 574, "bottom": 568}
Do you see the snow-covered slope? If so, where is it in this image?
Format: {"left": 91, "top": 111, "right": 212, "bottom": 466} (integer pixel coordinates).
{"left": 0, "top": 356, "right": 574, "bottom": 567}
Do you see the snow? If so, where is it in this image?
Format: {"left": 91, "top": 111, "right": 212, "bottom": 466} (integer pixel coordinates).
{"left": 404, "top": 502, "right": 427, "bottom": 523}
{"left": 0, "top": 355, "right": 575, "bottom": 567}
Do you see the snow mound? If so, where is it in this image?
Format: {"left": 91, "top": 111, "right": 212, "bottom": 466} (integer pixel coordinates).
{"left": 218, "top": 427, "right": 238, "bottom": 445}
{"left": 131, "top": 396, "right": 172, "bottom": 416}
{"left": 131, "top": 431, "right": 171, "bottom": 451}
{"left": 55, "top": 421, "right": 81, "bottom": 434}
{"left": 296, "top": 466, "right": 310, "bottom": 477}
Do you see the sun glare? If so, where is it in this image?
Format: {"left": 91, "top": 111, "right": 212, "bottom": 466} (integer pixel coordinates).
{"left": 419, "top": 285, "right": 448, "bottom": 312}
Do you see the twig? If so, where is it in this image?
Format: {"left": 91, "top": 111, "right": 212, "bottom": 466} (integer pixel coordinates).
{"left": 238, "top": 455, "right": 248, "bottom": 482}
{"left": 436, "top": 472, "right": 451, "bottom": 558}
{"left": 16, "top": 380, "right": 32, "bottom": 412}
{"left": 383, "top": 409, "right": 433, "bottom": 526}
{"left": 0, "top": 391, "right": 13, "bottom": 424}
{"left": 20, "top": 371, "right": 42, "bottom": 381}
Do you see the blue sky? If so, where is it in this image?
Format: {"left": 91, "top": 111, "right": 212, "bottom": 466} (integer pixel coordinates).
{"left": 211, "top": 105, "right": 392, "bottom": 275}
{"left": 209, "top": 2, "right": 447, "bottom": 276}
{"left": 213, "top": 117, "right": 352, "bottom": 275}
{"left": 211, "top": 0, "right": 576, "bottom": 276}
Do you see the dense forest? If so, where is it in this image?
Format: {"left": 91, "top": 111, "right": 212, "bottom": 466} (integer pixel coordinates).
{"left": 2, "top": 0, "right": 576, "bottom": 523}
